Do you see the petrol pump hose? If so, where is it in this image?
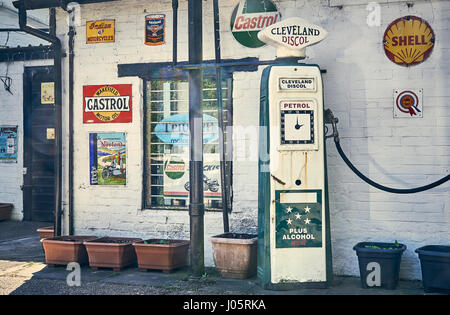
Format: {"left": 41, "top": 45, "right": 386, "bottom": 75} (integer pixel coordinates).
{"left": 325, "top": 109, "right": 450, "bottom": 194}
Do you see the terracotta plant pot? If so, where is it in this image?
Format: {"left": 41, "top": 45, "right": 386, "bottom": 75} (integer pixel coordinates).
{"left": 41, "top": 236, "right": 98, "bottom": 266}
{"left": 37, "top": 226, "right": 54, "bottom": 239}
{"left": 0, "top": 203, "right": 13, "bottom": 221}
{"left": 133, "top": 239, "right": 190, "bottom": 273}
{"left": 211, "top": 233, "right": 258, "bottom": 279}
{"left": 83, "top": 237, "right": 142, "bottom": 271}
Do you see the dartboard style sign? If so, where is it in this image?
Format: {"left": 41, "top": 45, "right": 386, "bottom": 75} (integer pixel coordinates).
{"left": 383, "top": 16, "right": 435, "bottom": 66}
{"left": 394, "top": 89, "right": 423, "bottom": 118}
{"left": 83, "top": 84, "right": 132, "bottom": 123}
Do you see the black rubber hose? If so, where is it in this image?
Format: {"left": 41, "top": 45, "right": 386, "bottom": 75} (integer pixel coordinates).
{"left": 334, "top": 138, "right": 450, "bottom": 194}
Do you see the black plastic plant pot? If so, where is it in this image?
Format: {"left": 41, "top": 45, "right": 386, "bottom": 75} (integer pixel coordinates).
{"left": 415, "top": 245, "right": 450, "bottom": 293}
{"left": 353, "top": 242, "right": 406, "bottom": 290}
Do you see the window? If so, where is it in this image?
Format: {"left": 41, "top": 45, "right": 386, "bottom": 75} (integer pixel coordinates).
{"left": 143, "top": 74, "right": 232, "bottom": 211}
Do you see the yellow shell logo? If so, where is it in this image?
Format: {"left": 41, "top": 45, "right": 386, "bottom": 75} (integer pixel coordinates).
{"left": 383, "top": 16, "right": 435, "bottom": 66}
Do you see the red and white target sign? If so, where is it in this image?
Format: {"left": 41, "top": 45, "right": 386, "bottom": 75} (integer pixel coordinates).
{"left": 394, "top": 89, "right": 423, "bottom": 118}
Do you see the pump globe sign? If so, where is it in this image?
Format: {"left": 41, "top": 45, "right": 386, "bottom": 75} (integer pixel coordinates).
{"left": 383, "top": 16, "right": 435, "bottom": 66}
{"left": 230, "top": 0, "right": 281, "bottom": 48}
{"left": 83, "top": 84, "right": 132, "bottom": 123}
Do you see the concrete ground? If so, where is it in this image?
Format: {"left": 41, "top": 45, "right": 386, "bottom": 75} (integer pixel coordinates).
{"left": 0, "top": 220, "right": 441, "bottom": 295}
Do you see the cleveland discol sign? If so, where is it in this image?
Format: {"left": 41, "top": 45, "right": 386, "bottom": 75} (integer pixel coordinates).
{"left": 230, "top": 0, "right": 281, "bottom": 48}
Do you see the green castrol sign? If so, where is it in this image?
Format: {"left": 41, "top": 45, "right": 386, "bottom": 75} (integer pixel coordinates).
{"left": 230, "top": 0, "right": 281, "bottom": 48}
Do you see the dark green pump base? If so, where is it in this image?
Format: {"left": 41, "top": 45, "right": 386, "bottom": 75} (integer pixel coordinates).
{"left": 260, "top": 280, "right": 331, "bottom": 291}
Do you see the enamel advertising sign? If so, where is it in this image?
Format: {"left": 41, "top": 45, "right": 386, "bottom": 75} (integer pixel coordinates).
{"left": 394, "top": 89, "right": 423, "bottom": 118}
{"left": 89, "top": 132, "right": 126, "bottom": 185}
{"left": 145, "top": 14, "right": 165, "bottom": 45}
{"left": 86, "top": 20, "right": 115, "bottom": 44}
{"left": 383, "top": 16, "right": 435, "bottom": 66}
{"left": 83, "top": 84, "right": 132, "bottom": 124}
{"left": 230, "top": 0, "right": 281, "bottom": 48}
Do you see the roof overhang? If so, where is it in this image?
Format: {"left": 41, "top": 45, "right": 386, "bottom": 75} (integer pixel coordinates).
{"left": 13, "top": 0, "right": 117, "bottom": 10}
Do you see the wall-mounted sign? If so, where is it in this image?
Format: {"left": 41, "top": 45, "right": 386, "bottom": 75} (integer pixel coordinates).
{"left": 89, "top": 132, "right": 126, "bottom": 185}
{"left": 83, "top": 84, "right": 132, "bottom": 123}
{"left": 230, "top": 0, "right": 281, "bottom": 48}
{"left": 86, "top": 20, "right": 115, "bottom": 44}
{"left": 394, "top": 89, "right": 423, "bottom": 118}
{"left": 41, "top": 82, "right": 54, "bottom": 104}
{"left": 383, "top": 16, "right": 435, "bottom": 66}
{"left": 0, "top": 126, "right": 18, "bottom": 163}
{"left": 163, "top": 153, "right": 221, "bottom": 200}
{"left": 145, "top": 14, "right": 165, "bottom": 45}
{"left": 153, "top": 113, "right": 218, "bottom": 145}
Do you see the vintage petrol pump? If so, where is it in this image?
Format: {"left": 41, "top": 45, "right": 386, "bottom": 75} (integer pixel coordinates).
{"left": 257, "top": 18, "right": 332, "bottom": 289}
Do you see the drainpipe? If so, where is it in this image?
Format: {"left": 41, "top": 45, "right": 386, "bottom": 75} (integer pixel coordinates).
{"left": 188, "top": 0, "right": 204, "bottom": 277}
{"left": 18, "top": 1, "right": 63, "bottom": 236}
{"left": 67, "top": 14, "right": 75, "bottom": 236}
{"left": 172, "top": 0, "right": 178, "bottom": 66}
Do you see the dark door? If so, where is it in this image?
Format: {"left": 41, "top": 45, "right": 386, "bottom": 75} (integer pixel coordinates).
{"left": 23, "top": 66, "right": 56, "bottom": 222}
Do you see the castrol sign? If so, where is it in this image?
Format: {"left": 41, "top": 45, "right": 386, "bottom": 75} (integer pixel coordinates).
{"left": 230, "top": 0, "right": 281, "bottom": 48}
{"left": 258, "top": 17, "right": 328, "bottom": 58}
{"left": 83, "top": 84, "right": 132, "bottom": 124}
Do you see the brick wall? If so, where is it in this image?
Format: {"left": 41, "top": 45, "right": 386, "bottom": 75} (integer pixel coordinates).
{"left": 52, "top": 0, "right": 449, "bottom": 279}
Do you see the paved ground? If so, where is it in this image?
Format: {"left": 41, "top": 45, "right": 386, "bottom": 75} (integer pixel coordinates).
{"left": 0, "top": 220, "right": 442, "bottom": 296}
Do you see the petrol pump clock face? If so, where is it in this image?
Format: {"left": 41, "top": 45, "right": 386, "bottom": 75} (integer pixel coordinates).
{"left": 280, "top": 101, "right": 315, "bottom": 145}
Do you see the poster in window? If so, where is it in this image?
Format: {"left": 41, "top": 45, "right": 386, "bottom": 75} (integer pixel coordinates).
{"left": 89, "top": 132, "right": 126, "bottom": 185}
{"left": 163, "top": 153, "right": 221, "bottom": 200}
{"left": 0, "top": 126, "right": 18, "bottom": 163}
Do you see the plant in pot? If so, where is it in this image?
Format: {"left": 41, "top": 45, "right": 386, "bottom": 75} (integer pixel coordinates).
{"left": 353, "top": 240, "right": 406, "bottom": 290}
{"left": 83, "top": 237, "right": 142, "bottom": 271}
{"left": 211, "top": 232, "right": 258, "bottom": 279}
{"left": 133, "top": 239, "right": 190, "bottom": 273}
{"left": 41, "top": 236, "right": 98, "bottom": 267}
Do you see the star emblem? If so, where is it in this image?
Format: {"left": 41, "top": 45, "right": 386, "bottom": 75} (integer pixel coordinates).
{"left": 287, "top": 218, "right": 292, "bottom": 225}
{"left": 295, "top": 213, "right": 302, "bottom": 220}
{"left": 304, "top": 206, "right": 311, "bottom": 213}
{"left": 304, "top": 218, "right": 311, "bottom": 225}
{"left": 286, "top": 206, "right": 293, "bottom": 213}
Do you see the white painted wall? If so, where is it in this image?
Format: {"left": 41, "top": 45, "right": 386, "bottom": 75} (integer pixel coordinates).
{"left": 51, "top": 0, "right": 449, "bottom": 280}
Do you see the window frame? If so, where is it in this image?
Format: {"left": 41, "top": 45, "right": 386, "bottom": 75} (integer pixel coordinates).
{"left": 142, "top": 71, "right": 233, "bottom": 212}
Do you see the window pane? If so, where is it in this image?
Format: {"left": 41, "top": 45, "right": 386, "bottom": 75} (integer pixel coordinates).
{"left": 144, "top": 76, "right": 231, "bottom": 210}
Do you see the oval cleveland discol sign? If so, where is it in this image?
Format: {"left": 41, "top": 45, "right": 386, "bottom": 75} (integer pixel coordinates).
{"left": 383, "top": 16, "right": 435, "bottom": 66}
{"left": 83, "top": 84, "right": 132, "bottom": 123}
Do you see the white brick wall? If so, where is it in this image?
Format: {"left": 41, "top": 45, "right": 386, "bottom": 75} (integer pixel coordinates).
{"left": 51, "top": 0, "right": 450, "bottom": 279}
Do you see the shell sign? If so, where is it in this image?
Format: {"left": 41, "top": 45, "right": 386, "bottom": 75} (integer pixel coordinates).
{"left": 383, "top": 16, "right": 435, "bottom": 66}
